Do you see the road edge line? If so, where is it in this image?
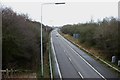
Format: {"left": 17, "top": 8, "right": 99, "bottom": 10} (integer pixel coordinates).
{"left": 62, "top": 34, "right": 120, "bottom": 73}
{"left": 59, "top": 33, "right": 106, "bottom": 80}
{"left": 51, "top": 34, "right": 62, "bottom": 79}
{"left": 64, "top": 50, "right": 84, "bottom": 79}
{"left": 68, "top": 44, "right": 106, "bottom": 80}
{"left": 49, "top": 45, "right": 53, "bottom": 79}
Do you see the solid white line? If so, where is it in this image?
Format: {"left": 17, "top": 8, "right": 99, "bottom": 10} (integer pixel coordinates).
{"left": 78, "top": 72, "right": 84, "bottom": 79}
{"left": 49, "top": 49, "right": 53, "bottom": 79}
{"left": 68, "top": 44, "right": 106, "bottom": 80}
{"left": 65, "top": 52, "right": 84, "bottom": 79}
{"left": 59, "top": 33, "right": 106, "bottom": 80}
{"left": 60, "top": 38, "right": 84, "bottom": 79}
{"left": 51, "top": 34, "right": 62, "bottom": 80}
{"left": 72, "top": 37, "right": 120, "bottom": 73}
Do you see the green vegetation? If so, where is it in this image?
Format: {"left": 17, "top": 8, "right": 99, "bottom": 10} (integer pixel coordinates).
{"left": 61, "top": 17, "right": 119, "bottom": 63}
{"left": 2, "top": 7, "right": 52, "bottom": 77}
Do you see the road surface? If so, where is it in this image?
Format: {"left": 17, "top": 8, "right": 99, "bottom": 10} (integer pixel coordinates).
{"left": 51, "top": 29, "right": 119, "bottom": 79}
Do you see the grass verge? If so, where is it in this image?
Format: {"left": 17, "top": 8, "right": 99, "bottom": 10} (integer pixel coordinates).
{"left": 43, "top": 43, "right": 50, "bottom": 78}
{"left": 60, "top": 32, "right": 120, "bottom": 76}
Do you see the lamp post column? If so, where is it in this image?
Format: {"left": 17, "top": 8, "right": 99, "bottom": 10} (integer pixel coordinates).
{"left": 41, "top": 4, "right": 43, "bottom": 77}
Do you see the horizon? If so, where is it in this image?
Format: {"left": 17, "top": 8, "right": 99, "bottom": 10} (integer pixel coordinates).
{"left": 1, "top": 1, "right": 118, "bottom": 27}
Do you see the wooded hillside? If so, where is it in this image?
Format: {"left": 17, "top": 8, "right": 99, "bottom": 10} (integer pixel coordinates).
{"left": 61, "top": 17, "right": 119, "bottom": 62}
{"left": 2, "top": 7, "right": 52, "bottom": 71}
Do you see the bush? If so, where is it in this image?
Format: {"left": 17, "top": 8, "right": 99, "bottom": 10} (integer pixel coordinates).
{"left": 61, "top": 17, "right": 119, "bottom": 60}
{"left": 2, "top": 7, "right": 52, "bottom": 71}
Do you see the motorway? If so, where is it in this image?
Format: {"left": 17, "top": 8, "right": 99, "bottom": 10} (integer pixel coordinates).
{"left": 51, "top": 29, "right": 119, "bottom": 79}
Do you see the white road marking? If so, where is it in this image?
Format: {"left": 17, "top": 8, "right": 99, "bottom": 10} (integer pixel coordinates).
{"left": 51, "top": 34, "right": 62, "bottom": 80}
{"left": 62, "top": 44, "right": 84, "bottom": 79}
{"left": 69, "top": 57, "right": 72, "bottom": 61}
{"left": 49, "top": 49, "right": 53, "bottom": 79}
{"left": 59, "top": 33, "right": 106, "bottom": 80}
{"left": 78, "top": 72, "right": 84, "bottom": 79}
{"left": 68, "top": 44, "right": 106, "bottom": 80}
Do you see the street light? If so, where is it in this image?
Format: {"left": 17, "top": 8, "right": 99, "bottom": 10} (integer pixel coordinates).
{"left": 55, "top": 2, "right": 65, "bottom": 4}
{"left": 40, "top": 2, "right": 65, "bottom": 77}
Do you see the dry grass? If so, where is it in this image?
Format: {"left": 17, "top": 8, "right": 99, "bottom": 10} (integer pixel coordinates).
{"left": 61, "top": 33, "right": 106, "bottom": 59}
{"left": 43, "top": 43, "right": 50, "bottom": 78}
{"left": 61, "top": 33, "right": 120, "bottom": 71}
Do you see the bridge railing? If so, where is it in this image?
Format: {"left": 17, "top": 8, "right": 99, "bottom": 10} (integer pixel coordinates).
{"left": 0, "top": 69, "right": 36, "bottom": 78}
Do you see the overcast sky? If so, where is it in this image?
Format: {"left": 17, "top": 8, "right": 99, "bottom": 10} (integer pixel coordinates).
{"left": 1, "top": 0, "right": 119, "bottom": 26}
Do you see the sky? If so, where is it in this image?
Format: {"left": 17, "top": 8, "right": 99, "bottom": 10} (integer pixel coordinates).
{"left": 1, "top": 0, "right": 119, "bottom": 26}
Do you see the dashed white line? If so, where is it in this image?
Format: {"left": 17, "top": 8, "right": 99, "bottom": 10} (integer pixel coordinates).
{"left": 78, "top": 72, "right": 84, "bottom": 79}
{"left": 59, "top": 33, "right": 106, "bottom": 80}
{"left": 65, "top": 52, "right": 68, "bottom": 56}
{"left": 69, "top": 57, "right": 72, "bottom": 61}
{"left": 68, "top": 44, "right": 106, "bottom": 80}
{"left": 63, "top": 47, "right": 84, "bottom": 79}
